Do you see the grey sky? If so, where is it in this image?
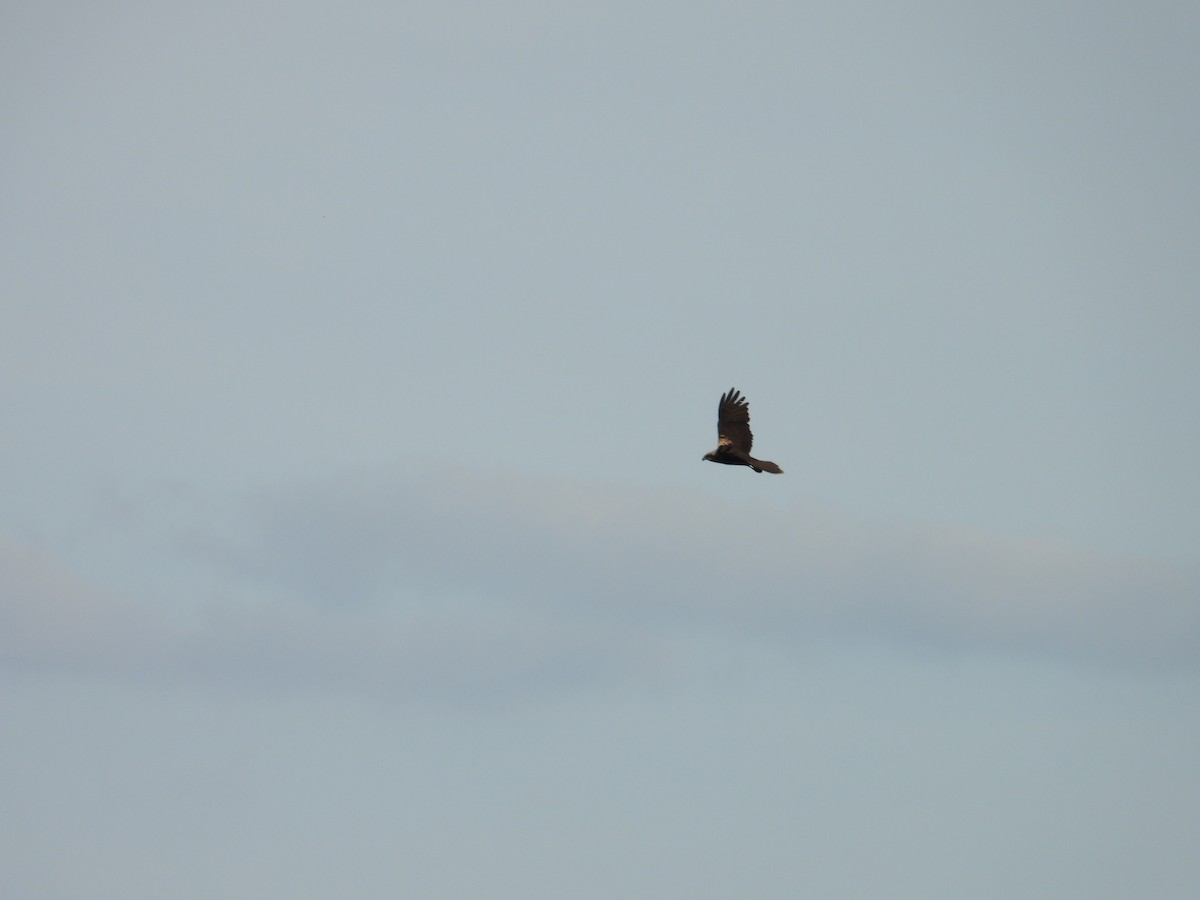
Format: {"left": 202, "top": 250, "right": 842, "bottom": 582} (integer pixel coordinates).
{"left": 3, "top": 2, "right": 1199, "bottom": 898}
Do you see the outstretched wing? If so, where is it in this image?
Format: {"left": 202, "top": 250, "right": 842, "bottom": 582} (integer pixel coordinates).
{"left": 717, "top": 387, "right": 754, "bottom": 454}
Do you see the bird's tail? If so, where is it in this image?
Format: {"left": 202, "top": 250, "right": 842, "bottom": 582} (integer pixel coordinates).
{"left": 753, "top": 459, "right": 783, "bottom": 474}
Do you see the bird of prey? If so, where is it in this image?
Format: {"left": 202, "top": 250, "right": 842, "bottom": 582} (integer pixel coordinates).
{"left": 702, "top": 387, "right": 783, "bottom": 474}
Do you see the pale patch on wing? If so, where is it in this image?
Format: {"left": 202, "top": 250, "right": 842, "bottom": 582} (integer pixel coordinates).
{"left": 718, "top": 437, "right": 732, "bottom": 448}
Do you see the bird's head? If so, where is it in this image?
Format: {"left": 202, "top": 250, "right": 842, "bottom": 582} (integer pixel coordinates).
{"left": 702, "top": 452, "right": 715, "bottom": 462}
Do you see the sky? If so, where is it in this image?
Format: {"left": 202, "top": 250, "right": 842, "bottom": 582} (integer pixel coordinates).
{"left": 2, "top": 1, "right": 1199, "bottom": 897}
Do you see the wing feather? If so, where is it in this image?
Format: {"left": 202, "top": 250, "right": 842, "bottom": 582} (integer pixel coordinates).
{"left": 717, "top": 387, "right": 754, "bottom": 454}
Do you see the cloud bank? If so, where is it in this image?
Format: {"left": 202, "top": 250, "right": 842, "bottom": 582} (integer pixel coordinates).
{"left": 4, "top": 468, "right": 1197, "bottom": 697}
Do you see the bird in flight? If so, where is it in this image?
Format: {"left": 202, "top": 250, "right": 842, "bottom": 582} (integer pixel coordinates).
{"left": 702, "top": 387, "right": 783, "bottom": 474}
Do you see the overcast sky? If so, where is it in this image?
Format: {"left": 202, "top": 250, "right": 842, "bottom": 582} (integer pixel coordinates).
{"left": 3, "top": 2, "right": 1199, "bottom": 898}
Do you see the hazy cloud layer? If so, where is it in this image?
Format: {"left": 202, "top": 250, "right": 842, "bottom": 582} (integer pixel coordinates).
{"left": 5, "top": 470, "right": 1196, "bottom": 698}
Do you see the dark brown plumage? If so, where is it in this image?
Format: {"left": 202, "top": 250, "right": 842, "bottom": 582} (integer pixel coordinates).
{"left": 702, "top": 387, "right": 783, "bottom": 474}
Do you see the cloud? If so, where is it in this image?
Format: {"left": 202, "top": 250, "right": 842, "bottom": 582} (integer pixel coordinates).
{"left": 4, "top": 467, "right": 1197, "bottom": 697}
{"left": 196, "top": 466, "right": 1200, "bottom": 667}
{"left": 0, "top": 535, "right": 620, "bottom": 701}
{"left": 0, "top": 541, "right": 161, "bottom": 676}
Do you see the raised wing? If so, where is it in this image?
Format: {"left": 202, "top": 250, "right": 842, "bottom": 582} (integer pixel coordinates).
{"left": 717, "top": 387, "right": 754, "bottom": 454}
